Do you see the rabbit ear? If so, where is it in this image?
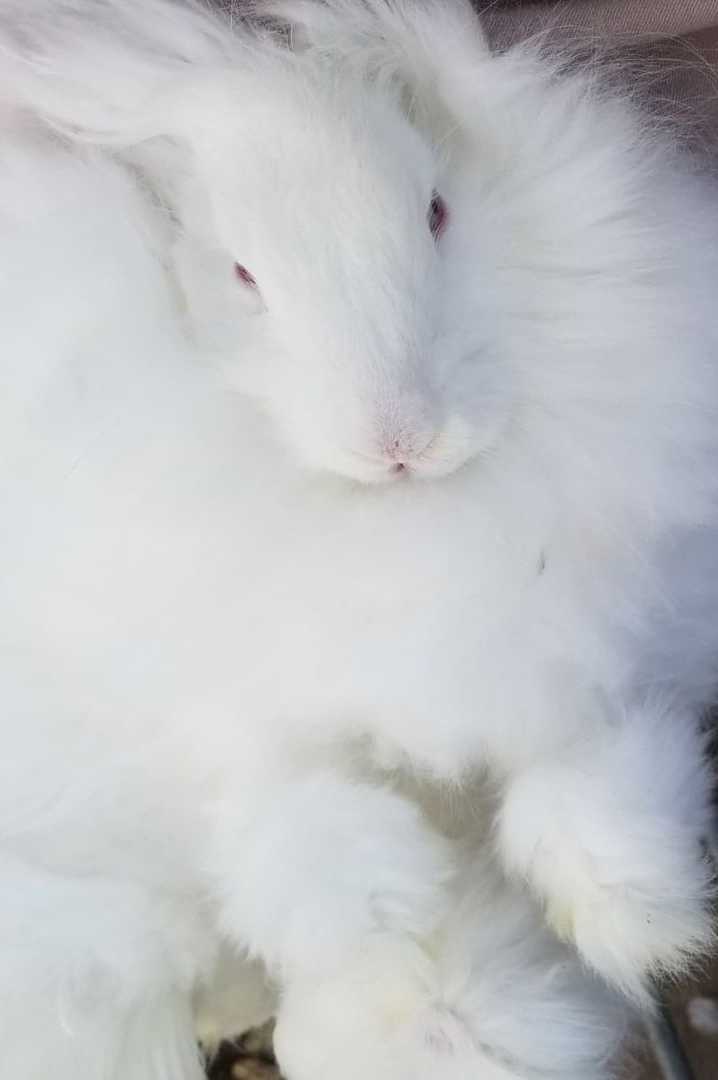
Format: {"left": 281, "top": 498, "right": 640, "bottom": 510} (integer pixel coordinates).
{"left": 261, "top": 0, "right": 490, "bottom": 140}
{"left": 0, "top": 0, "right": 238, "bottom": 147}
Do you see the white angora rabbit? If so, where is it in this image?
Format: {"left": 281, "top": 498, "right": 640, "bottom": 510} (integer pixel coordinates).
{"left": 0, "top": 0, "right": 716, "bottom": 1077}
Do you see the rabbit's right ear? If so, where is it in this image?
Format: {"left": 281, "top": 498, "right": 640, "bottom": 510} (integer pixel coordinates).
{"left": 0, "top": 0, "right": 238, "bottom": 148}
{"left": 261, "top": 0, "right": 491, "bottom": 142}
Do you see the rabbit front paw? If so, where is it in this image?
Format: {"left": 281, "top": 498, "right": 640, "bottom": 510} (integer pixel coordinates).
{"left": 498, "top": 759, "right": 715, "bottom": 1005}
{"left": 274, "top": 937, "right": 480, "bottom": 1080}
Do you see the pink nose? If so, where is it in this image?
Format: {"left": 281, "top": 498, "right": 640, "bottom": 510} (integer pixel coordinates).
{"left": 382, "top": 432, "right": 433, "bottom": 465}
{"left": 385, "top": 438, "right": 405, "bottom": 461}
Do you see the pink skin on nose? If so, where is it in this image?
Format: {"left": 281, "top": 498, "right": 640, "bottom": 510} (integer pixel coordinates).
{"left": 386, "top": 441, "right": 409, "bottom": 477}
{"left": 378, "top": 429, "right": 435, "bottom": 476}
{"left": 384, "top": 437, "right": 418, "bottom": 469}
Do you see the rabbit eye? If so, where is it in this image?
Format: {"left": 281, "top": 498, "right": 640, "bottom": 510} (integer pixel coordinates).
{"left": 428, "top": 191, "right": 447, "bottom": 240}
{"left": 234, "top": 262, "right": 257, "bottom": 288}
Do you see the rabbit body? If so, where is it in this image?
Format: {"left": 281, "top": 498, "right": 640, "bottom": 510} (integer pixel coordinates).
{"left": 1, "top": 1, "right": 717, "bottom": 1077}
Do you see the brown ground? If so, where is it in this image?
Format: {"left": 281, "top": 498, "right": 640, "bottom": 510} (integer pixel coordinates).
{"left": 206, "top": 1021, "right": 281, "bottom": 1080}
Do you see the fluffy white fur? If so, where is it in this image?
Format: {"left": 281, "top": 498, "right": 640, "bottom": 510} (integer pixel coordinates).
{"left": 1, "top": 0, "right": 717, "bottom": 1076}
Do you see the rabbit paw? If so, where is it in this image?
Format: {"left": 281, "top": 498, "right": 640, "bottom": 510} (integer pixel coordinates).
{"left": 274, "top": 937, "right": 484, "bottom": 1080}
{"left": 498, "top": 762, "right": 715, "bottom": 1006}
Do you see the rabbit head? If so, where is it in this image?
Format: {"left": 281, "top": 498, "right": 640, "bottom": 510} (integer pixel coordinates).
{"left": 166, "top": 0, "right": 510, "bottom": 484}
{"left": 13, "top": 0, "right": 709, "bottom": 524}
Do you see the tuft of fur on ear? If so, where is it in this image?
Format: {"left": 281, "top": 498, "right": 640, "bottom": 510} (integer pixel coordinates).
{"left": 0, "top": 0, "right": 241, "bottom": 145}
{"left": 259, "top": 0, "right": 489, "bottom": 139}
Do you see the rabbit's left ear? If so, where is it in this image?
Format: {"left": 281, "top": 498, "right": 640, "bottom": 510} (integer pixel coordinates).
{"left": 260, "top": 0, "right": 490, "bottom": 141}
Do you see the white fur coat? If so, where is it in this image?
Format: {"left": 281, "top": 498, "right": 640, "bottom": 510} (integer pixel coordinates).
{"left": 0, "top": 2, "right": 716, "bottom": 1077}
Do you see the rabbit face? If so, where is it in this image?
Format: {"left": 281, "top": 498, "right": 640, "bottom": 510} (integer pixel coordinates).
{"left": 192, "top": 70, "right": 509, "bottom": 485}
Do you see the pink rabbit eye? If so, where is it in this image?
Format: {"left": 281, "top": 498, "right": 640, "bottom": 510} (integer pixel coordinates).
{"left": 428, "top": 191, "right": 447, "bottom": 240}
{"left": 234, "top": 262, "right": 257, "bottom": 287}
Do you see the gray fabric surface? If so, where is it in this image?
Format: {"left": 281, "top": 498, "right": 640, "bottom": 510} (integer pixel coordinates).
{"left": 482, "top": 2, "right": 718, "bottom": 155}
